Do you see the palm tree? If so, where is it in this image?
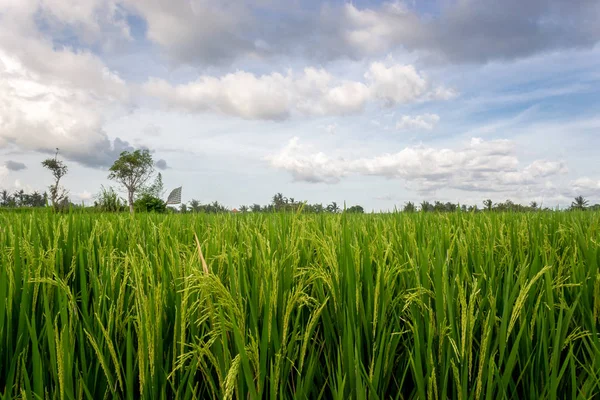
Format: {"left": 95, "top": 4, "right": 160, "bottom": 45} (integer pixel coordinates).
{"left": 326, "top": 201, "right": 340, "bottom": 213}
{"left": 529, "top": 201, "right": 538, "bottom": 211}
{"left": 571, "top": 196, "right": 589, "bottom": 211}
{"left": 272, "top": 193, "right": 286, "bottom": 210}
{"left": 188, "top": 199, "right": 202, "bottom": 213}
{"left": 483, "top": 199, "right": 493, "bottom": 212}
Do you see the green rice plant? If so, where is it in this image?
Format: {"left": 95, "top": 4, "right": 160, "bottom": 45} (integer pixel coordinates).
{"left": 0, "top": 210, "right": 598, "bottom": 399}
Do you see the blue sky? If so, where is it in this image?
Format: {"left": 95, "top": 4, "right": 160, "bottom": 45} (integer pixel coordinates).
{"left": 1, "top": 0, "right": 599, "bottom": 210}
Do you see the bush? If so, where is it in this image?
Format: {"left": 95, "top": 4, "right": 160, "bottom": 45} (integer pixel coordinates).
{"left": 134, "top": 193, "right": 167, "bottom": 213}
{"left": 94, "top": 186, "right": 126, "bottom": 212}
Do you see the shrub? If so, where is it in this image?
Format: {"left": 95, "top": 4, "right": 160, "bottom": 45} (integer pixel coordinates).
{"left": 134, "top": 193, "right": 167, "bottom": 213}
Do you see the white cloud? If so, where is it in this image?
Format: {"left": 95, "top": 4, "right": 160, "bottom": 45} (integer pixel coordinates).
{"left": 266, "top": 137, "right": 348, "bottom": 183}
{"left": 340, "top": 2, "right": 422, "bottom": 57}
{"left": 524, "top": 160, "right": 568, "bottom": 178}
{"left": 0, "top": 20, "right": 133, "bottom": 167}
{"left": 396, "top": 113, "right": 440, "bottom": 131}
{"left": 73, "top": 190, "right": 93, "bottom": 201}
{"left": 144, "top": 62, "right": 454, "bottom": 120}
{"left": 572, "top": 177, "right": 600, "bottom": 196}
{"left": 268, "top": 137, "right": 568, "bottom": 194}
{"left": 365, "top": 62, "right": 437, "bottom": 106}
{"left": 144, "top": 71, "right": 293, "bottom": 120}
{"left": 325, "top": 124, "right": 337, "bottom": 135}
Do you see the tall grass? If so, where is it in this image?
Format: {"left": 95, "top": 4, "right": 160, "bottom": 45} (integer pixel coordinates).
{"left": 0, "top": 211, "right": 599, "bottom": 399}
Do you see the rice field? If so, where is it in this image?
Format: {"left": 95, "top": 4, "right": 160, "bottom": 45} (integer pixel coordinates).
{"left": 1, "top": 210, "right": 599, "bottom": 399}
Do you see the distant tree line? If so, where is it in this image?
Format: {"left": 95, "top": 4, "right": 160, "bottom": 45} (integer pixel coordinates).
{"left": 172, "top": 193, "right": 364, "bottom": 214}
{"left": 402, "top": 197, "right": 600, "bottom": 213}
{"left": 0, "top": 189, "right": 48, "bottom": 208}
{"left": 2, "top": 149, "right": 599, "bottom": 214}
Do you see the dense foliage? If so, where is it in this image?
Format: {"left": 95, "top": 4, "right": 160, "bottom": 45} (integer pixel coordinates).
{"left": 1, "top": 210, "right": 599, "bottom": 399}
{"left": 134, "top": 193, "right": 168, "bottom": 213}
{"left": 0, "top": 189, "right": 47, "bottom": 207}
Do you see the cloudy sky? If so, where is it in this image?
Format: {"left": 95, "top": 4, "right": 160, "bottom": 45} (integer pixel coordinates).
{"left": 1, "top": 0, "right": 599, "bottom": 210}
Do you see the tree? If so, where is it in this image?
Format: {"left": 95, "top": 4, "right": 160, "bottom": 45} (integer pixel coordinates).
{"left": 144, "top": 172, "right": 165, "bottom": 198}
{"left": 530, "top": 201, "right": 538, "bottom": 211}
{"left": 272, "top": 193, "right": 287, "bottom": 211}
{"left": 189, "top": 199, "right": 202, "bottom": 213}
{"left": 41, "top": 148, "right": 68, "bottom": 211}
{"left": 0, "top": 190, "right": 12, "bottom": 207}
{"left": 108, "top": 150, "right": 155, "bottom": 214}
{"left": 326, "top": 201, "right": 340, "bottom": 213}
{"left": 420, "top": 201, "right": 432, "bottom": 212}
{"left": 403, "top": 202, "right": 416, "bottom": 213}
{"left": 312, "top": 203, "right": 324, "bottom": 213}
{"left": 445, "top": 202, "right": 457, "bottom": 212}
{"left": 571, "top": 196, "right": 589, "bottom": 211}
{"left": 483, "top": 199, "right": 493, "bottom": 212}
{"left": 433, "top": 201, "right": 446, "bottom": 212}
{"left": 346, "top": 205, "right": 364, "bottom": 213}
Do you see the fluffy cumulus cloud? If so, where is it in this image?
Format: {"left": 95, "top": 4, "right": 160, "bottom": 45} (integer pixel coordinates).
{"left": 0, "top": 2, "right": 136, "bottom": 169}
{"left": 144, "top": 62, "right": 454, "bottom": 120}
{"left": 268, "top": 137, "right": 568, "bottom": 194}
{"left": 0, "top": 46, "right": 134, "bottom": 167}
{"left": 5, "top": 160, "right": 27, "bottom": 171}
{"left": 571, "top": 178, "right": 600, "bottom": 196}
{"left": 396, "top": 114, "right": 440, "bottom": 131}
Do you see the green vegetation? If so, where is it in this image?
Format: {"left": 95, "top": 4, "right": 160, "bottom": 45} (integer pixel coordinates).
{"left": 108, "top": 149, "right": 156, "bottom": 214}
{"left": 1, "top": 210, "right": 599, "bottom": 399}
{"left": 41, "top": 149, "right": 69, "bottom": 211}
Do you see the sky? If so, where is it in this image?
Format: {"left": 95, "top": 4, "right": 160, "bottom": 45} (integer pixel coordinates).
{"left": 1, "top": 0, "right": 599, "bottom": 211}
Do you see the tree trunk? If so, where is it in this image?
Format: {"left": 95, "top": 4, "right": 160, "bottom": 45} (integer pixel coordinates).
{"left": 128, "top": 191, "right": 134, "bottom": 214}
